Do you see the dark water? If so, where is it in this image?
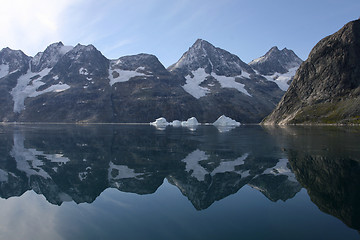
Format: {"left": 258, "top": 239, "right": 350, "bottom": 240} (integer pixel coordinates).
{"left": 0, "top": 124, "right": 359, "bottom": 240}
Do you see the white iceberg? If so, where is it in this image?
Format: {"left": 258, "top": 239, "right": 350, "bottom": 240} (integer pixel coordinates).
{"left": 181, "top": 117, "right": 200, "bottom": 127}
{"left": 151, "top": 117, "right": 200, "bottom": 131}
{"left": 213, "top": 115, "right": 240, "bottom": 126}
{"left": 170, "top": 120, "right": 182, "bottom": 127}
{"left": 150, "top": 117, "right": 169, "bottom": 127}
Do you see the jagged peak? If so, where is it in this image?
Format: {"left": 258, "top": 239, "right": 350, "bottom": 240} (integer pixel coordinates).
{"left": 249, "top": 46, "right": 302, "bottom": 66}
{"left": 169, "top": 39, "right": 253, "bottom": 76}
{"left": 111, "top": 53, "right": 167, "bottom": 74}
{"left": 47, "top": 41, "right": 64, "bottom": 48}
{"left": 193, "top": 38, "right": 212, "bottom": 47}
{"left": 112, "top": 53, "right": 160, "bottom": 66}
{"left": 0, "top": 47, "right": 28, "bottom": 57}
{"left": 73, "top": 43, "right": 96, "bottom": 52}
{"left": 30, "top": 42, "right": 74, "bottom": 72}
{"left": 269, "top": 46, "right": 280, "bottom": 52}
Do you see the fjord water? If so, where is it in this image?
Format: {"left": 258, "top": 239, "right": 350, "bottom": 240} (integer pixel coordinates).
{"left": 0, "top": 124, "right": 359, "bottom": 239}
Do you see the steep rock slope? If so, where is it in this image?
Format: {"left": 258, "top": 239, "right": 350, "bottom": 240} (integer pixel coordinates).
{"left": 263, "top": 19, "right": 360, "bottom": 125}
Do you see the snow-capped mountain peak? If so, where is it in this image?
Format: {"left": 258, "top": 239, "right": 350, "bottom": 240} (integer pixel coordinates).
{"left": 169, "top": 39, "right": 254, "bottom": 77}
{"left": 249, "top": 46, "right": 302, "bottom": 75}
{"left": 249, "top": 46, "right": 303, "bottom": 91}
{"left": 31, "top": 42, "right": 73, "bottom": 72}
{"left": 168, "top": 39, "right": 256, "bottom": 99}
{"left": 0, "top": 47, "right": 30, "bottom": 74}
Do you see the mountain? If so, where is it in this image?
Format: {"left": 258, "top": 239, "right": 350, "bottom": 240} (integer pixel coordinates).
{"left": 12, "top": 43, "right": 113, "bottom": 122}
{"left": 0, "top": 39, "right": 300, "bottom": 123}
{"left": 168, "top": 39, "right": 255, "bottom": 76}
{"left": 168, "top": 39, "right": 284, "bottom": 123}
{"left": 249, "top": 46, "right": 303, "bottom": 91}
{"left": 31, "top": 42, "right": 73, "bottom": 72}
{"left": 262, "top": 19, "right": 360, "bottom": 125}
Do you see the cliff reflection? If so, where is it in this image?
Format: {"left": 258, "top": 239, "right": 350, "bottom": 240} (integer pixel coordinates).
{"left": 264, "top": 125, "right": 360, "bottom": 231}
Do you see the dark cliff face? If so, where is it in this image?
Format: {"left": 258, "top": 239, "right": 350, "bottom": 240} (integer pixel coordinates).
{"left": 263, "top": 19, "right": 360, "bottom": 125}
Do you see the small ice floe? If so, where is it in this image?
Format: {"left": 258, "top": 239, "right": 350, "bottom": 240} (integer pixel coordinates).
{"left": 170, "top": 120, "right": 182, "bottom": 127}
{"left": 181, "top": 117, "right": 200, "bottom": 131}
{"left": 212, "top": 115, "right": 241, "bottom": 132}
{"left": 181, "top": 117, "right": 200, "bottom": 126}
{"left": 150, "top": 117, "right": 200, "bottom": 130}
{"left": 150, "top": 117, "right": 169, "bottom": 130}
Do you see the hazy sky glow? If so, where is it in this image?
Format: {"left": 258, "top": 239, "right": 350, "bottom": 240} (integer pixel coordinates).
{"left": 1, "top": 0, "right": 359, "bottom": 66}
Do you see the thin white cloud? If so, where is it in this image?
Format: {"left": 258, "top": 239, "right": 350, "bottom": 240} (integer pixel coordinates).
{"left": 102, "top": 39, "right": 134, "bottom": 57}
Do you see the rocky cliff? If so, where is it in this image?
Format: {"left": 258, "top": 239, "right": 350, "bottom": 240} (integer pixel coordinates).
{"left": 263, "top": 19, "right": 360, "bottom": 125}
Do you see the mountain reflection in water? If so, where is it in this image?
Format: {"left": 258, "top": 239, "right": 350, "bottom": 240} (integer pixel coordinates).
{"left": 0, "top": 124, "right": 299, "bottom": 208}
{"left": 0, "top": 124, "right": 359, "bottom": 234}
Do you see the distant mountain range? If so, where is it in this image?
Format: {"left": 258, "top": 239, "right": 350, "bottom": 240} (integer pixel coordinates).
{"left": 0, "top": 39, "right": 302, "bottom": 123}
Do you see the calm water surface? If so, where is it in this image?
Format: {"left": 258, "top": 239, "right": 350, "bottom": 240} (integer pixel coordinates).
{"left": 0, "top": 124, "right": 359, "bottom": 240}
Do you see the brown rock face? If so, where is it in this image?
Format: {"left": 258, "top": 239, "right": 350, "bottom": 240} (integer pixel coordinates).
{"left": 262, "top": 19, "right": 360, "bottom": 125}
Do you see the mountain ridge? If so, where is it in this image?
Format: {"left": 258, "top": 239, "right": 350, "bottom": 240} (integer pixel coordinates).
{"left": 0, "top": 39, "right": 301, "bottom": 123}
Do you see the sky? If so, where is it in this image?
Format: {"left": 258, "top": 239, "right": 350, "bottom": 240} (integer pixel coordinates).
{"left": 0, "top": 0, "right": 359, "bottom": 67}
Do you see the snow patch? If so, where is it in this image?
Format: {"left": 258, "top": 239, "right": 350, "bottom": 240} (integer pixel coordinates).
{"left": 10, "top": 67, "right": 70, "bottom": 113}
{"left": 263, "top": 158, "right": 297, "bottom": 182}
{"left": 264, "top": 66, "right": 298, "bottom": 91}
{"left": 60, "top": 45, "right": 73, "bottom": 55}
{"left": 108, "top": 65, "right": 151, "bottom": 86}
{"left": 136, "top": 66, "right": 146, "bottom": 71}
{"left": 182, "top": 150, "right": 250, "bottom": 181}
{"left": 212, "top": 72, "right": 251, "bottom": 96}
{"left": 182, "top": 150, "right": 209, "bottom": 181}
{"left": 182, "top": 68, "right": 252, "bottom": 99}
{"left": 182, "top": 68, "right": 210, "bottom": 99}
{"left": 211, "top": 153, "right": 249, "bottom": 176}
{"left": 79, "top": 67, "right": 89, "bottom": 75}
{"left": 108, "top": 162, "right": 143, "bottom": 180}
{"left": 0, "top": 64, "right": 9, "bottom": 78}
{"left": 10, "top": 133, "right": 70, "bottom": 179}
{"left": 240, "top": 170, "right": 251, "bottom": 178}
{"left": 240, "top": 70, "right": 251, "bottom": 79}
